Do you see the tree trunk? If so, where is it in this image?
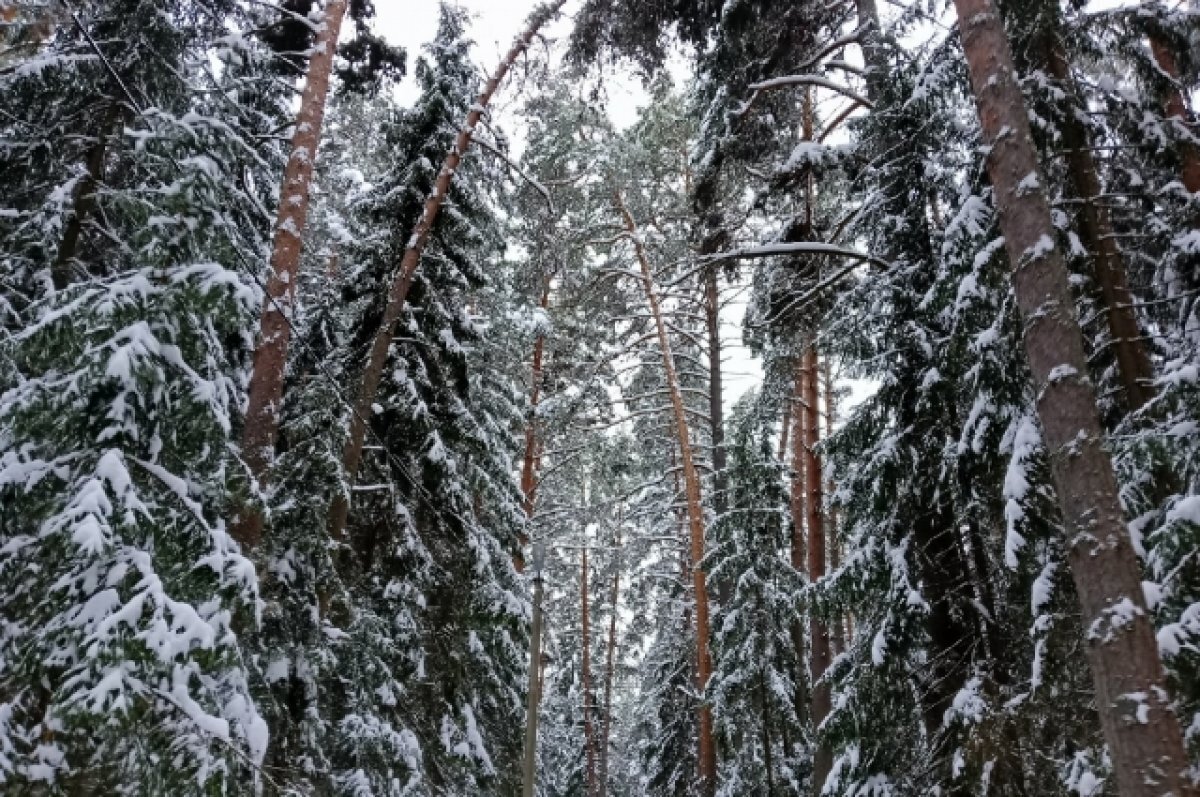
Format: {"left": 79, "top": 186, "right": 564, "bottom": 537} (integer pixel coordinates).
{"left": 516, "top": 286, "right": 550, "bottom": 572}
{"left": 803, "top": 343, "right": 832, "bottom": 794}
{"left": 581, "top": 546, "right": 598, "bottom": 797}
{"left": 705, "top": 267, "right": 728, "bottom": 516}
{"left": 1043, "top": 37, "right": 1155, "bottom": 413}
{"left": 329, "top": 0, "right": 567, "bottom": 544}
{"left": 599, "top": 532, "right": 621, "bottom": 797}
{"left": 520, "top": 545, "right": 545, "bottom": 797}
{"left": 953, "top": 0, "right": 1194, "bottom": 792}
{"left": 615, "top": 190, "right": 718, "bottom": 795}
{"left": 788, "top": 360, "right": 809, "bottom": 730}
{"left": 232, "top": 0, "right": 348, "bottom": 550}
{"left": 51, "top": 102, "right": 122, "bottom": 290}
{"left": 519, "top": 292, "right": 550, "bottom": 797}
{"left": 1148, "top": 33, "right": 1200, "bottom": 197}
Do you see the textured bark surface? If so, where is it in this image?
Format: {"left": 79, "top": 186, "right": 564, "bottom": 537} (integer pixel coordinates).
{"left": 233, "top": 0, "right": 347, "bottom": 550}
{"left": 616, "top": 190, "right": 717, "bottom": 794}
{"left": 1044, "top": 39, "right": 1155, "bottom": 413}
{"left": 803, "top": 344, "right": 832, "bottom": 794}
{"left": 329, "top": 0, "right": 567, "bottom": 543}
{"left": 1149, "top": 34, "right": 1200, "bottom": 197}
{"left": 954, "top": 0, "right": 1194, "bottom": 792}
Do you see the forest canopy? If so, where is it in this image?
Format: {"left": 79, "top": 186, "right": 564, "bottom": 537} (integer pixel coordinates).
{"left": 2, "top": 0, "right": 1200, "bottom": 795}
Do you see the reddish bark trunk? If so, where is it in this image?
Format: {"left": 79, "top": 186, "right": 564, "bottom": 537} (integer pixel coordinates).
{"left": 954, "top": 0, "right": 1194, "bottom": 792}
{"left": 329, "top": 1, "right": 566, "bottom": 543}
{"left": 803, "top": 344, "right": 832, "bottom": 794}
{"left": 1149, "top": 34, "right": 1200, "bottom": 197}
{"left": 615, "top": 190, "right": 717, "bottom": 795}
{"left": 232, "top": 0, "right": 348, "bottom": 550}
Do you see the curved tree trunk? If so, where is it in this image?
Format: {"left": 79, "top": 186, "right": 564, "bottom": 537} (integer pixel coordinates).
{"left": 328, "top": 1, "right": 567, "bottom": 545}
{"left": 953, "top": 0, "right": 1194, "bottom": 792}
{"left": 233, "top": 0, "right": 348, "bottom": 550}
{"left": 615, "top": 190, "right": 718, "bottom": 795}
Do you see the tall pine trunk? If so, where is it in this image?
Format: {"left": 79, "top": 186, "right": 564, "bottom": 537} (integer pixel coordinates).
{"left": 329, "top": 0, "right": 567, "bottom": 544}
{"left": 803, "top": 343, "right": 832, "bottom": 793}
{"left": 615, "top": 190, "right": 718, "bottom": 795}
{"left": 233, "top": 0, "right": 348, "bottom": 550}
{"left": 953, "top": 0, "right": 1194, "bottom": 792}
{"left": 520, "top": 294, "right": 550, "bottom": 797}
{"left": 705, "top": 266, "right": 728, "bottom": 516}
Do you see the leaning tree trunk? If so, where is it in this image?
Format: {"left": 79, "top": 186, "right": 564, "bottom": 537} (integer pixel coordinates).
{"left": 233, "top": 0, "right": 348, "bottom": 550}
{"left": 1043, "top": 34, "right": 1155, "bottom": 413}
{"left": 953, "top": 0, "right": 1194, "bottom": 793}
{"left": 329, "top": 0, "right": 567, "bottom": 544}
{"left": 803, "top": 343, "right": 833, "bottom": 794}
{"left": 615, "top": 190, "right": 718, "bottom": 795}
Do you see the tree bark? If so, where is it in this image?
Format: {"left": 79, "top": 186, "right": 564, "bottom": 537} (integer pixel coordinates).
{"left": 788, "top": 362, "right": 810, "bottom": 731}
{"left": 516, "top": 286, "right": 550, "bottom": 572}
{"left": 581, "top": 546, "right": 598, "bottom": 797}
{"left": 1148, "top": 33, "right": 1200, "bottom": 197}
{"left": 519, "top": 291, "right": 550, "bottom": 797}
{"left": 704, "top": 267, "right": 728, "bottom": 517}
{"left": 232, "top": 0, "right": 347, "bottom": 550}
{"left": 803, "top": 343, "right": 832, "bottom": 794}
{"left": 329, "top": 0, "right": 567, "bottom": 544}
{"left": 1043, "top": 37, "right": 1156, "bottom": 413}
{"left": 953, "top": 0, "right": 1194, "bottom": 792}
{"left": 520, "top": 545, "right": 545, "bottom": 797}
{"left": 51, "top": 102, "right": 122, "bottom": 290}
{"left": 615, "top": 190, "right": 718, "bottom": 795}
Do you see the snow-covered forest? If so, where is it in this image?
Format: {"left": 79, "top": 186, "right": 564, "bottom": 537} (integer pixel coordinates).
{"left": 3, "top": 0, "right": 1200, "bottom": 794}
